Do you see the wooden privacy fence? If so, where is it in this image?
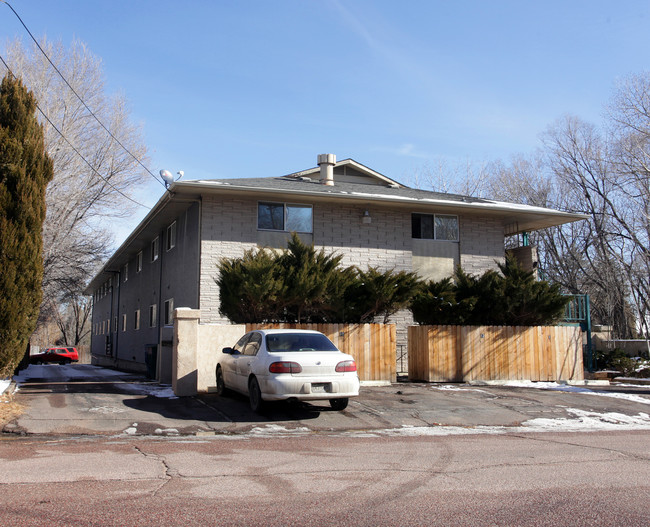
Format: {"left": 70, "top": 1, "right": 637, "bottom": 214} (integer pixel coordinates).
{"left": 247, "top": 323, "right": 396, "bottom": 383}
{"left": 408, "top": 325, "right": 584, "bottom": 382}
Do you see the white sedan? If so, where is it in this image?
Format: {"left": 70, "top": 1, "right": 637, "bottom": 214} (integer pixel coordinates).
{"left": 215, "top": 329, "right": 360, "bottom": 412}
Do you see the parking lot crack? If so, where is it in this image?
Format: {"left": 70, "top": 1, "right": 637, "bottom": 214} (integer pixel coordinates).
{"left": 133, "top": 445, "right": 177, "bottom": 495}
{"left": 509, "top": 433, "right": 650, "bottom": 462}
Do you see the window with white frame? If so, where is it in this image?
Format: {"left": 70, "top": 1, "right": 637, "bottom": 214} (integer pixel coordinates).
{"left": 258, "top": 202, "right": 313, "bottom": 233}
{"left": 164, "top": 298, "right": 174, "bottom": 325}
{"left": 136, "top": 251, "right": 143, "bottom": 272}
{"left": 411, "top": 213, "right": 459, "bottom": 241}
{"left": 151, "top": 237, "right": 159, "bottom": 262}
{"left": 166, "top": 221, "right": 176, "bottom": 251}
{"left": 123, "top": 262, "right": 128, "bottom": 282}
{"left": 121, "top": 314, "right": 127, "bottom": 332}
{"left": 149, "top": 304, "right": 157, "bottom": 328}
{"left": 134, "top": 309, "right": 140, "bottom": 330}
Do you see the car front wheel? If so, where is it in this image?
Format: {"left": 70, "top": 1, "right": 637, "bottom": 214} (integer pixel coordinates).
{"left": 329, "top": 398, "right": 349, "bottom": 411}
{"left": 249, "top": 377, "right": 264, "bottom": 413}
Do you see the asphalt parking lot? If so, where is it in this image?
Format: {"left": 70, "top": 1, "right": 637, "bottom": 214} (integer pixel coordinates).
{"left": 4, "top": 364, "right": 650, "bottom": 437}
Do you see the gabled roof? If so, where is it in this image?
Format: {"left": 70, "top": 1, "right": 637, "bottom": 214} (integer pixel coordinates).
{"left": 284, "top": 158, "right": 406, "bottom": 188}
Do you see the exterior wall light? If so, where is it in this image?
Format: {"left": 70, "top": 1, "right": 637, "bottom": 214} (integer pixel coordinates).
{"left": 362, "top": 209, "right": 372, "bottom": 224}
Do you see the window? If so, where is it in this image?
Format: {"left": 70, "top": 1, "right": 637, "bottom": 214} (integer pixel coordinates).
{"left": 258, "top": 202, "right": 312, "bottom": 233}
{"left": 164, "top": 298, "right": 174, "bottom": 325}
{"left": 136, "top": 251, "right": 143, "bottom": 272}
{"left": 166, "top": 221, "right": 176, "bottom": 251}
{"left": 123, "top": 263, "right": 128, "bottom": 282}
{"left": 134, "top": 309, "right": 140, "bottom": 330}
{"left": 243, "top": 332, "right": 262, "bottom": 356}
{"left": 151, "top": 237, "right": 159, "bottom": 262}
{"left": 113, "top": 316, "right": 118, "bottom": 332}
{"left": 411, "top": 213, "right": 459, "bottom": 241}
{"left": 149, "top": 304, "right": 157, "bottom": 328}
{"left": 121, "top": 314, "right": 127, "bottom": 332}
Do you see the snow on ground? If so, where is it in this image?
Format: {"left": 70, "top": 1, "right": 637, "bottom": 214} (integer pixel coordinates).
{"left": 4, "top": 364, "right": 178, "bottom": 399}
{"left": 0, "top": 379, "right": 10, "bottom": 396}
{"left": 434, "top": 380, "right": 650, "bottom": 405}
{"left": 117, "top": 383, "right": 178, "bottom": 399}
{"left": 13, "top": 364, "right": 129, "bottom": 383}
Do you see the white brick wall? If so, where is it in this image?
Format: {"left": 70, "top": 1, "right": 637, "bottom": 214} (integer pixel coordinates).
{"left": 199, "top": 196, "right": 257, "bottom": 323}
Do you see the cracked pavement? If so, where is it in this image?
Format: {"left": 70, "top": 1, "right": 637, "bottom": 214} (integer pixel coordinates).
{"left": 4, "top": 364, "right": 650, "bottom": 438}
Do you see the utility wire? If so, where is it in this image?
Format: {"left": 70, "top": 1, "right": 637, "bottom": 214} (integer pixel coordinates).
{"left": 0, "top": 0, "right": 168, "bottom": 190}
{"left": 0, "top": 54, "right": 150, "bottom": 209}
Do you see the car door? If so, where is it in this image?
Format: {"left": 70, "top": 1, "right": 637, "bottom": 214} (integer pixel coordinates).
{"left": 236, "top": 332, "right": 262, "bottom": 390}
{"left": 222, "top": 333, "right": 251, "bottom": 392}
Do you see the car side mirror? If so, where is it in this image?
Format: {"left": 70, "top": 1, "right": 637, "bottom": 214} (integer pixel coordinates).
{"left": 222, "top": 347, "right": 235, "bottom": 354}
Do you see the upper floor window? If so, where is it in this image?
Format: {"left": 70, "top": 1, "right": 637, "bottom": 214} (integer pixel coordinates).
{"left": 136, "top": 251, "right": 143, "bottom": 272}
{"left": 149, "top": 304, "right": 157, "bottom": 328}
{"left": 258, "top": 202, "right": 312, "bottom": 233}
{"left": 151, "top": 237, "right": 159, "bottom": 262}
{"left": 123, "top": 263, "right": 128, "bottom": 282}
{"left": 166, "top": 221, "right": 176, "bottom": 251}
{"left": 411, "top": 213, "right": 459, "bottom": 241}
{"left": 164, "top": 298, "right": 174, "bottom": 326}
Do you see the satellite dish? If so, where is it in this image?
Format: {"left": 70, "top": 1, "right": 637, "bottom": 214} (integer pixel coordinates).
{"left": 160, "top": 169, "right": 174, "bottom": 187}
{"left": 177, "top": 170, "right": 184, "bottom": 180}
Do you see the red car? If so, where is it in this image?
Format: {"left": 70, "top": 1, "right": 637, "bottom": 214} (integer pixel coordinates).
{"left": 30, "top": 347, "right": 79, "bottom": 365}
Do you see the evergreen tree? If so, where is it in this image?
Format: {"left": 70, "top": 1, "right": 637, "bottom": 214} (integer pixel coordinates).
{"left": 0, "top": 74, "right": 53, "bottom": 377}
{"left": 217, "top": 248, "right": 286, "bottom": 323}
{"left": 275, "top": 233, "right": 348, "bottom": 323}
{"left": 346, "top": 267, "right": 421, "bottom": 323}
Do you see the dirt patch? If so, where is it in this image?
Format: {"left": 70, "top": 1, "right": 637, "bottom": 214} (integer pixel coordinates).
{"left": 0, "top": 391, "right": 24, "bottom": 428}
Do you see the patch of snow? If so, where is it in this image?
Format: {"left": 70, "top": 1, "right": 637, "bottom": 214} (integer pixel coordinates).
{"left": 155, "top": 428, "right": 180, "bottom": 435}
{"left": 119, "top": 383, "right": 178, "bottom": 399}
{"left": 123, "top": 423, "right": 138, "bottom": 435}
{"left": 523, "top": 409, "right": 650, "bottom": 432}
{"left": 0, "top": 379, "right": 10, "bottom": 396}
{"left": 13, "top": 364, "right": 131, "bottom": 383}
{"left": 87, "top": 406, "right": 126, "bottom": 414}
{"left": 249, "top": 424, "right": 311, "bottom": 436}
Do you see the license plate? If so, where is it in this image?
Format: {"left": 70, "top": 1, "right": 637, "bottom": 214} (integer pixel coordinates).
{"left": 311, "top": 383, "right": 329, "bottom": 393}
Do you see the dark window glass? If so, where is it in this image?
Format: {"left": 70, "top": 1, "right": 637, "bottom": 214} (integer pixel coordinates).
{"left": 412, "top": 213, "right": 434, "bottom": 239}
{"left": 265, "top": 333, "right": 338, "bottom": 352}
{"left": 258, "top": 202, "right": 284, "bottom": 230}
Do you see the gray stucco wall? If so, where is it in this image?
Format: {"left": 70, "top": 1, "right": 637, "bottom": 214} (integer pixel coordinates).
{"left": 90, "top": 202, "right": 201, "bottom": 375}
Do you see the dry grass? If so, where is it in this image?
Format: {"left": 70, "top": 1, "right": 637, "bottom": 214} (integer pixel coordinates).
{"left": 0, "top": 391, "right": 24, "bottom": 428}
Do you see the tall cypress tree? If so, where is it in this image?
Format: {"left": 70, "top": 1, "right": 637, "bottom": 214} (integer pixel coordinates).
{"left": 0, "top": 74, "right": 53, "bottom": 377}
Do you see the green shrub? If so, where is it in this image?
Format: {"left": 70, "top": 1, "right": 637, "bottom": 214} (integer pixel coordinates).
{"left": 411, "top": 256, "right": 570, "bottom": 327}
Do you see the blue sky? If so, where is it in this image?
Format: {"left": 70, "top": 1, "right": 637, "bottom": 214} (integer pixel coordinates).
{"left": 1, "top": 1, "right": 649, "bottom": 241}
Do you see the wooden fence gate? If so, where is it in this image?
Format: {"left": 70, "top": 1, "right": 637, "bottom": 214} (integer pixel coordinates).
{"left": 408, "top": 325, "right": 584, "bottom": 382}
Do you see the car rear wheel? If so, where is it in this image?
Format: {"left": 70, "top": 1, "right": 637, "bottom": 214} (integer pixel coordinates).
{"left": 215, "top": 366, "right": 226, "bottom": 396}
{"left": 329, "top": 398, "right": 349, "bottom": 411}
{"left": 249, "top": 377, "right": 264, "bottom": 413}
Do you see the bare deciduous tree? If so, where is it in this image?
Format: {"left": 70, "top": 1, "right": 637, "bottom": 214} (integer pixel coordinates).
{"left": 1, "top": 38, "right": 151, "bottom": 342}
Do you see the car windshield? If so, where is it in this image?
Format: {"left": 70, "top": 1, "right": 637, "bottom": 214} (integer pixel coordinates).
{"left": 265, "top": 333, "right": 338, "bottom": 352}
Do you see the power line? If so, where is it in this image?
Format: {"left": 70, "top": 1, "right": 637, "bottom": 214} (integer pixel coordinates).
{"left": 0, "top": 54, "right": 150, "bottom": 209}
{"left": 0, "top": 0, "right": 167, "bottom": 190}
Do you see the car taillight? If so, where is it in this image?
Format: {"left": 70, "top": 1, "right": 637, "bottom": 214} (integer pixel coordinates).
{"left": 269, "top": 361, "right": 302, "bottom": 374}
{"left": 335, "top": 360, "right": 357, "bottom": 372}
